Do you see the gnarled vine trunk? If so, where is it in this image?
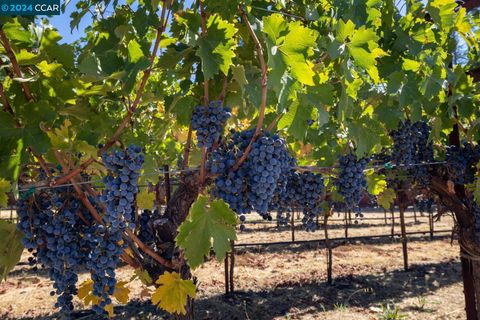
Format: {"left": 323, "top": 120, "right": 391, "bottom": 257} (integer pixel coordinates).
{"left": 146, "top": 172, "right": 200, "bottom": 319}
{"left": 430, "top": 176, "right": 480, "bottom": 320}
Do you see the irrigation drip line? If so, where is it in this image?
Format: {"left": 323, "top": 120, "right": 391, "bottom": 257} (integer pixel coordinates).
{"left": 233, "top": 229, "right": 452, "bottom": 248}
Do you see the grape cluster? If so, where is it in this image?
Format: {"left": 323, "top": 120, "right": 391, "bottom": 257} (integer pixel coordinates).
{"left": 138, "top": 210, "right": 158, "bottom": 245}
{"left": 390, "top": 120, "right": 434, "bottom": 187}
{"left": 83, "top": 223, "right": 124, "bottom": 314}
{"left": 268, "top": 170, "right": 324, "bottom": 231}
{"left": 100, "top": 144, "right": 145, "bottom": 230}
{"left": 209, "top": 130, "right": 294, "bottom": 227}
{"left": 298, "top": 171, "right": 324, "bottom": 231}
{"left": 17, "top": 188, "right": 93, "bottom": 314}
{"left": 416, "top": 198, "right": 433, "bottom": 214}
{"left": 445, "top": 142, "right": 480, "bottom": 185}
{"left": 191, "top": 100, "right": 231, "bottom": 148}
{"left": 209, "top": 129, "right": 253, "bottom": 216}
{"left": 335, "top": 153, "right": 369, "bottom": 217}
{"left": 246, "top": 134, "right": 293, "bottom": 215}
{"left": 271, "top": 171, "right": 301, "bottom": 227}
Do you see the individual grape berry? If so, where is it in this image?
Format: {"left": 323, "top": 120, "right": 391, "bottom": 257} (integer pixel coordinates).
{"left": 191, "top": 100, "right": 231, "bottom": 148}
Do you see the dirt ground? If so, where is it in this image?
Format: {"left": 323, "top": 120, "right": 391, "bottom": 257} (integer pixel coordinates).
{"left": 0, "top": 209, "right": 466, "bottom": 319}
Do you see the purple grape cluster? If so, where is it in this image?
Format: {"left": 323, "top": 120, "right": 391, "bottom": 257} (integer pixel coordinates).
{"left": 446, "top": 142, "right": 480, "bottom": 185}
{"left": 100, "top": 144, "right": 144, "bottom": 231}
{"left": 138, "top": 209, "right": 158, "bottom": 245}
{"left": 192, "top": 100, "right": 231, "bottom": 148}
{"left": 17, "top": 188, "right": 94, "bottom": 314}
{"left": 390, "top": 120, "right": 434, "bottom": 187}
{"left": 335, "top": 153, "right": 369, "bottom": 217}
{"left": 298, "top": 171, "right": 324, "bottom": 231}
{"left": 208, "top": 130, "right": 294, "bottom": 228}
{"left": 416, "top": 198, "right": 433, "bottom": 214}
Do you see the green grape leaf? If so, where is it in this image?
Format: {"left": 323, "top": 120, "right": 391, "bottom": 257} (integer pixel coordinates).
{"left": 15, "top": 49, "right": 42, "bottom": 65}
{"left": 128, "top": 39, "right": 144, "bottom": 63}
{"left": 263, "top": 15, "right": 318, "bottom": 85}
{"left": 402, "top": 58, "right": 421, "bottom": 72}
{"left": 0, "top": 221, "right": 24, "bottom": 281}
{"left": 176, "top": 196, "right": 237, "bottom": 269}
{"left": 195, "top": 14, "right": 237, "bottom": 79}
{"left": 377, "top": 188, "right": 396, "bottom": 210}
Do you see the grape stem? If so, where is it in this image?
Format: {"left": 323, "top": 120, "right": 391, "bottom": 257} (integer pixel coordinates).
{"left": 232, "top": 5, "right": 268, "bottom": 171}
{"left": 217, "top": 74, "right": 228, "bottom": 102}
{"left": 29, "top": 148, "right": 53, "bottom": 179}
{"left": 200, "top": 0, "right": 209, "bottom": 105}
{"left": 267, "top": 113, "right": 282, "bottom": 132}
{"left": 0, "top": 30, "right": 34, "bottom": 102}
{"left": 52, "top": 0, "right": 170, "bottom": 186}
{"left": 182, "top": 123, "right": 193, "bottom": 169}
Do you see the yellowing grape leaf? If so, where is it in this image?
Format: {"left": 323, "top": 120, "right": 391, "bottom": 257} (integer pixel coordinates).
{"left": 366, "top": 173, "right": 387, "bottom": 196}
{"left": 176, "top": 196, "right": 237, "bottom": 269}
{"left": 137, "top": 188, "right": 155, "bottom": 210}
{"left": 377, "top": 188, "right": 396, "bottom": 210}
{"left": 0, "top": 221, "right": 24, "bottom": 281}
{"left": 77, "top": 279, "right": 130, "bottom": 317}
{"left": 151, "top": 272, "right": 196, "bottom": 315}
{"left": 0, "top": 179, "right": 10, "bottom": 207}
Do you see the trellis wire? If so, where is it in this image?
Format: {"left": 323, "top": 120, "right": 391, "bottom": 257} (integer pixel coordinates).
{"left": 16, "top": 160, "right": 446, "bottom": 193}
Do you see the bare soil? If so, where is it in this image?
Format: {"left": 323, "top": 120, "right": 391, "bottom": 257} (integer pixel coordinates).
{"left": 0, "top": 209, "right": 465, "bottom": 319}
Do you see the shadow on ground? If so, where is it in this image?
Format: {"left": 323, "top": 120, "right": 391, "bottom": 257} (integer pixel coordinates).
{"left": 15, "top": 259, "right": 461, "bottom": 320}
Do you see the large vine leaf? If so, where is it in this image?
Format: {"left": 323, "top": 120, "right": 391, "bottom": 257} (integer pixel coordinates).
{"left": 196, "top": 14, "right": 237, "bottom": 79}
{"left": 263, "top": 14, "right": 318, "bottom": 86}
{"left": 176, "top": 196, "right": 237, "bottom": 269}
{"left": 151, "top": 271, "right": 196, "bottom": 315}
{"left": 0, "top": 221, "right": 24, "bottom": 281}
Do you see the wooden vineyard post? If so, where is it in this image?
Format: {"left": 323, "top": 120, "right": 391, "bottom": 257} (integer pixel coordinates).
{"left": 291, "top": 210, "right": 295, "bottom": 242}
{"left": 383, "top": 208, "right": 387, "bottom": 224}
{"left": 324, "top": 212, "right": 333, "bottom": 285}
{"left": 344, "top": 210, "right": 349, "bottom": 239}
{"left": 399, "top": 204, "right": 409, "bottom": 271}
{"left": 164, "top": 164, "right": 171, "bottom": 204}
{"left": 229, "top": 240, "right": 235, "bottom": 293}
{"left": 390, "top": 206, "right": 395, "bottom": 238}
{"left": 429, "top": 212, "right": 434, "bottom": 241}
{"left": 224, "top": 254, "right": 230, "bottom": 295}
{"left": 348, "top": 210, "right": 352, "bottom": 224}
